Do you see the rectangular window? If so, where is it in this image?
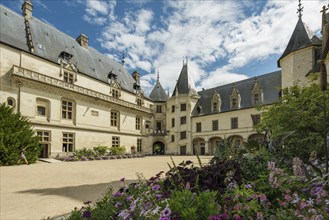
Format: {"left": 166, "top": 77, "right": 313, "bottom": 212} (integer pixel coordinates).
{"left": 156, "top": 105, "right": 162, "bottom": 113}
{"left": 171, "top": 118, "right": 175, "bottom": 127}
{"left": 196, "top": 122, "right": 202, "bottom": 132}
{"left": 213, "top": 102, "right": 218, "bottom": 112}
{"left": 171, "top": 135, "right": 175, "bottom": 142}
{"left": 180, "top": 131, "right": 186, "bottom": 140}
{"left": 136, "top": 117, "right": 142, "bottom": 130}
{"left": 254, "top": 93, "right": 259, "bottom": 104}
{"left": 62, "top": 133, "right": 74, "bottom": 152}
{"left": 212, "top": 120, "right": 219, "bottom": 131}
{"left": 231, "top": 117, "right": 238, "bottom": 129}
{"left": 180, "top": 103, "right": 186, "bottom": 111}
{"left": 137, "top": 138, "right": 142, "bottom": 153}
{"left": 252, "top": 114, "right": 261, "bottom": 126}
{"left": 112, "top": 89, "right": 119, "bottom": 99}
{"left": 63, "top": 72, "right": 74, "bottom": 84}
{"left": 137, "top": 98, "right": 143, "bottom": 106}
{"left": 180, "top": 116, "right": 186, "bottom": 125}
{"left": 37, "top": 105, "right": 46, "bottom": 116}
{"left": 37, "top": 130, "right": 51, "bottom": 142}
{"left": 172, "top": 105, "right": 175, "bottom": 113}
{"left": 156, "top": 121, "right": 162, "bottom": 131}
{"left": 61, "top": 99, "right": 73, "bottom": 120}
{"left": 111, "top": 111, "right": 119, "bottom": 127}
{"left": 232, "top": 98, "right": 237, "bottom": 109}
{"left": 112, "top": 136, "right": 120, "bottom": 147}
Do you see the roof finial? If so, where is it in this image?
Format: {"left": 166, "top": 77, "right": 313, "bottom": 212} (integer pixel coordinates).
{"left": 297, "top": 0, "right": 304, "bottom": 19}
{"left": 157, "top": 70, "right": 159, "bottom": 82}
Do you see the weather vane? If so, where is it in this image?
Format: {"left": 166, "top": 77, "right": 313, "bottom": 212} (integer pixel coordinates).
{"left": 121, "top": 50, "right": 125, "bottom": 66}
{"left": 297, "top": 0, "right": 304, "bottom": 19}
{"left": 157, "top": 70, "right": 159, "bottom": 82}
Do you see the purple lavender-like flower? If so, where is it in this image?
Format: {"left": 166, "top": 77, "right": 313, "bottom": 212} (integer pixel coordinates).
{"left": 114, "top": 191, "right": 122, "bottom": 198}
{"left": 152, "top": 184, "right": 161, "bottom": 191}
{"left": 162, "top": 207, "right": 172, "bottom": 217}
{"left": 115, "top": 202, "right": 122, "bottom": 208}
{"left": 159, "top": 217, "right": 170, "bottom": 220}
{"left": 233, "top": 214, "right": 242, "bottom": 220}
{"left": 156, "top": 194, "right": 162, "bottom": 200}
{"left": 209, "top": 215, "right": 220, "bottom": 220}
{"left": 126, "top": 195, "right": 133, "bottom": 201}
{"left": 118, "top": 210, "right": 130, "bottom": 220}
{"left": 222, "top": 213, "right": 228, "bottom": 219}
{"left": 82, "top": 210, "right": 91, "bottom": 218}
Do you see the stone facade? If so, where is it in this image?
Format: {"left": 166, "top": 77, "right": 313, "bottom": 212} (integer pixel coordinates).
{"left": 0, "top": 2, "right": 328, "bottom": 157}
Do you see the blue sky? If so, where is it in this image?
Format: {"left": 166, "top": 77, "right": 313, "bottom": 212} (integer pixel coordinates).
{"left": 1, "top": 0, "right": 327, "bottom": 95}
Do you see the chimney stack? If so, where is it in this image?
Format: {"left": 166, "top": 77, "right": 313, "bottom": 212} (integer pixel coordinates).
{"left": 22, "top": 0, "right": 33, "bottom": 19}
{"left": 76, "top": 34, "right": 88, "bottom": 48}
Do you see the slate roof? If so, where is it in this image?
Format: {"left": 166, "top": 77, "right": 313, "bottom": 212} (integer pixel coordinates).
{"left": 278, "top": 18, "right": 321, "bottom": 67}
{"left": 172, "top": 63, "right": 197, "bottom": 97}
{"left": 149, "top": 78, "right": 167, "bottom": 102}
{"left": 0, "top": 4, "right": 137, "bottom": 93}
{"left": 192, "top": 71, "right": 282, "bottom": 116}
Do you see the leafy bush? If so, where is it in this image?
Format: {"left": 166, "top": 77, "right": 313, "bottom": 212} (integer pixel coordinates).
{"left": 93, "top": 146, "right": 108, "bottom": 156}
{"left": 74, "top": 148, "right": 95, "bottom": 158}
{"left": 0, "top": 103, "right": 41, "bottom": 165}
{"left": 110, "top": 146, "right": 126, "bottom": 155}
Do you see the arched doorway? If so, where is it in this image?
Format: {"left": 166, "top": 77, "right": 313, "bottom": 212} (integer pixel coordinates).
{"left": 209, "top": 137, "right": 222, "bottom": 155}
{"left": 228, "top": 135, "right": 243, "bottom": 148}
{"left": 153, "top": 141, "right": 165, "bottom": 155}
{"left": 248, "top": 133, "right": 265, "bottom": 144}
{"left": 193, "top": 138, "right": 205, "bottom": 155}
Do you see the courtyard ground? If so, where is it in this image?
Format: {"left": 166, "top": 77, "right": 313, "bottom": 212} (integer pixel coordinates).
{"left": 0, "top": 156, "right": 212, "bottom": 220}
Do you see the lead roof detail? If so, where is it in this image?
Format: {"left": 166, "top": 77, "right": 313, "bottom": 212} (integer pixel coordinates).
{"left": 0, "top": 4, "right": 137, "bottom": 94}
{"left": 172, "top": 63, "right": 198, "bottom": 97}
{"left": 149, "top": 76, "right": 167, "bottom": 102}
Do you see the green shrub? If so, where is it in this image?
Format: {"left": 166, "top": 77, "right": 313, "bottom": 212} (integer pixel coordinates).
{"left": 0, "top": 103, "right": 41, "bottom": 165}
{"left": 93, "top": 146, "right": 108, "bottom": 156}
{"left": 110, "top": 146, "right": 126, "bottom": 155}
{"left": 74, "top": 147, "right": 95, "bottom": 158}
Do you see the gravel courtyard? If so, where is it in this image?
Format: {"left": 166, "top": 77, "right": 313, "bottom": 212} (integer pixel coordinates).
{"left": 0, "top": 156, "right": 212, "bottom": 220}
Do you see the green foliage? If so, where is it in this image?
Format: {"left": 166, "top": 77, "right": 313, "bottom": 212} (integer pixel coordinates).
{"left": 110, "top": 146, "right": 126, "bottom": 155}
{"left": 0, "top": 103, "right": 41, "bottom": 165}
{"left": 169, "top": 190, "right": 219, "bottom": 220}
{"left": 74, "top": 147, "right": 95, "bottom": 158}
{"left": 256, "top": 83, "right": 329, "bottom": 162}
{"left": 93, "top": 146, "right": 108, "bottom": 156}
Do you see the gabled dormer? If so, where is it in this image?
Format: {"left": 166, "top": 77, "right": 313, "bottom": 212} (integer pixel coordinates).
{"left": 251, "top": 79, "right": 263, "bottom": 105}
{"left": 58, "top": 50, "right": 77, "bottom": 83}
{"left": 211, "top": 91, "right": 221, "bottom": 112}
{"left": 136, "top": 90, "right": 145, "bottom": 107}
{"left": 108, "top": 71, "right": 121, "bottom": 99}
{"left": 230, "top": 84, "right": 240, "bottom": 110}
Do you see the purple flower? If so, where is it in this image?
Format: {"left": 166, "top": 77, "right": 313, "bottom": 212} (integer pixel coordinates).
{"left": 152, "top": 184, "right": 160, "bottom": 191}
{"left": 233, "top": 214, "right": 242, "bottom": 220}
{"left": 114, "top": 191, "right": 122, "bottom": 198}
{"left": 118, "top": 210, "right": 130, "bottom": 220}
{"left": 126, "top": 195, "right": 133, "bottom": 201}
{"left": 162, "top": 207, "right": 172, "bottom": 217}
{"left": 222, "top": 213, "right": 228, "bottom": 219}
{"left": 156, "top": 194, "right": 162, "bottom": 200}
{"left": 115, "top": 202, "right": 122, "bottom": 208}
{"left": 257, "top": 212, "right": 264, "bottom": 220}
{"left": 159, "top": 218, "right": 170, "bottom": 220}
{"left": 82, "top": 210, "right": 91, "bottom": 218}
{"left": 209, "top": 215, "right": 220, "bottom": 220}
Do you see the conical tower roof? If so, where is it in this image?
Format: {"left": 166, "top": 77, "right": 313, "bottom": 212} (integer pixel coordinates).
{"left": 278, "top": 18, "right": 321, "bottom": 67}
{"left": 172, "top": 63, "right": 197, "bottom": 97}
{"left": 149, "top": 75, "right": 167, "bottom": 102}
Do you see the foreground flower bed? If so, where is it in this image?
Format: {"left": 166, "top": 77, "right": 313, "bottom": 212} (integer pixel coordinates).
{"left": 67, "top": 157, "right": 329, "bottom": 220}
{"left": 58, "top": 154, "right": 145, "bottom": 162}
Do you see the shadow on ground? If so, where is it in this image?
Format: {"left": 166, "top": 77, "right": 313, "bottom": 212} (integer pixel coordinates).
{"left": 16, "top": 179, "right": 137, "bottom": 203}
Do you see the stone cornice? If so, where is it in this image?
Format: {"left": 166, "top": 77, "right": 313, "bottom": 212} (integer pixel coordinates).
{"left": 11, "top": 65, "right": 152, "bottom": 115}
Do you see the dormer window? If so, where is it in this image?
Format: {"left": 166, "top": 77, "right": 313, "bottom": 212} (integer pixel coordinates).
{"left": 196, "top": 105, "right": 202, "bottom": 114}
{"left": 137, "top": 98, "right": 143, "bottom": 106}
{"left": 64, "top": 72, "right": 74, "bottom": 84}
{"left": 59, "top": 51, "right": 73, "bottom": 62}
{"left": 134, "top": 83, "right": 141, "bottom": 91}
{"left": 108, "top": 71, "right": 118, "bottom": 81}
{"left": 211, "top": 91, "right": 221, "bottom": 112}
{"left": 230, "top": 85, "right": 240, "bottom": 110}
{"left": 251, "top": 79, "right": 263, "bottom": 105}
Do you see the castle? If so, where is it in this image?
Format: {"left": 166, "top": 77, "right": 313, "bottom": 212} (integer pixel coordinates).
{"left": 0, "top": 1, "right": 328, "bottom": 157}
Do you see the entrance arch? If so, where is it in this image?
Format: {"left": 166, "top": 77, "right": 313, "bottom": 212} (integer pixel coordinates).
{"left": 228, "top": 135, "right": 243, "bottom": 148}
{"left": 153, "top": 141, "right": 165, "bottom": 155}
{"left": 209, "top": 137, "right": 222, "bottom": 155}
{"left": 193, "top": 138, "right": 205, "bottom": 155}
{"left": 248, "top": 133, "right": 266, "bottom": 144}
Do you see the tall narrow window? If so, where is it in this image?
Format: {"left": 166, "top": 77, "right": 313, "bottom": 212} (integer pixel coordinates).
{"left": 61, "top": 99, "right": 73, "bottom": 120}
{"left": 137, "top": 138, "right": 142, "bottom": 153}
{"left": 171, "top": 135, "right": 175, "bottom": 142}
{"left": 62, "top": 133, "right": 74, "bottom": 152}
{"left": 172, "top": 118, "right": 175, "bottom": 127}
{"left": 196, "top": 122, "right": 202, "bottom": 132}
{"left": 7, "top": 97, "right": 15, "bottom": 107}
{"left": 252, "top": 114, "right": 261, "bottom": 126}
{"left": 156, "top": 105, "right": 162, "bottom": 113}
{"left": 63, "top": 72, "right": 74, "bottom": 84}
{"left": 212, "top": 120, "right": 218, "bottom": 131}
{"left": 230, "top": 85, "right": 240, "bottom": 109}
{"left": 136, "top": 117, "right": 142, "bottom": 130}
{"left": 111, "top": 111, "right": 119, "bottom": 127}
{"left": 180, "top": 131, "right": 186, "bottom": 140}
{"left": 180, "top": 116, "right": 186, "bottom": 125}
{"left": 137, "top": 98, "right": 143, "bottom": 106}
{"left": 171, "top": 105, "right": 175, "bottom": 113}
{"left": 231, "top": 117, "right": 238, "bottom": 129}
{"left": 112, "top": 136, "right": 120, "bottom": 147}
{"left": 37, "top": 106, "right": 46, "bottom": 116}
{"left": 156, "top": 121, "right": 162, "bottom": 131}
{"left": 112, "top": 89, "right": 119, "bottom": 99}
{"left": 213, "top": 102, "right": 217, "bottom": 111}
{"left": 251, "top": 79, "right": 263, "bottom": 105}
{"left": 180, "top": 103, "right": 186, "bottom": 111}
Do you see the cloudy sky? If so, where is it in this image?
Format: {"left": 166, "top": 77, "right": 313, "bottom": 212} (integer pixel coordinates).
{"left": 2, "top": 0, "right": 327, "bottom": 95}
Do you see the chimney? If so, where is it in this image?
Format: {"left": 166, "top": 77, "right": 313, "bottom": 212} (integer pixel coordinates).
{"left": 76, "top": 34, "right": 88, "bottom": 48}
{"left": 132, "top": 70, "right": 140, "bottom": 84}
{"left": 22, "top": 0, "right": 33, "bottom": 19}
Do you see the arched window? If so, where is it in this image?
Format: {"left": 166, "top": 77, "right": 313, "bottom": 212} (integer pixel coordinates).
{"left": 7, "top": 97, "right": 16, "bottom": 107}
{"left": 36, "top": 98, "right": 51, "bottom": 121}
{"left": 251, "top": 79, "right": 263, "bottom": 105}
{"left": 211, "top": 91, "right": 221, "bottom": 112}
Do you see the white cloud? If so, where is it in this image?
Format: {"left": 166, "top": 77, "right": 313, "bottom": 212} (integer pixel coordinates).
{"left": 82, "top": 0, "right": 327, "bottom": 95}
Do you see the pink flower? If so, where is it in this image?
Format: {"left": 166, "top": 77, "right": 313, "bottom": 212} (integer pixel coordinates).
{"left": 259, "top": 194, "right": 267, "bottom": 202}
{"left": 257, "top": 212, "right": 264, "bottom": 220}
{"left": 284, "top": 194, "right": 292, "bottom": 202}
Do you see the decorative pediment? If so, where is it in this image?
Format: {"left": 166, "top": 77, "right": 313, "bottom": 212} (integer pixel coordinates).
{"left": 211, "top": 91, "right": 221, "bottom": 112}
{"left": 230, "top": 84, "right": 241, "bottom": 109}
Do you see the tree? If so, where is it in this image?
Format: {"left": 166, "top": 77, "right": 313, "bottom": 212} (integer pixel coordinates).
{"left": 256, "top": 83, "right": 329, "bottom": 173}
{"left": 0, "top": 103, "right": 41, "bottom": 165}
